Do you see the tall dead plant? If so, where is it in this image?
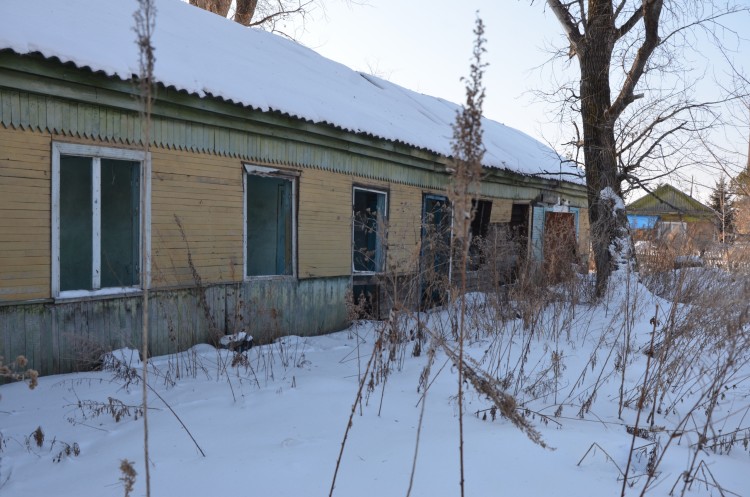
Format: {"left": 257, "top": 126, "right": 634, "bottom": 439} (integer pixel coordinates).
{"left": 134, "top": 0, "right": 156, "bottom": 494}
{"left": 445, "top": 14, "right": 487, "bottom": 496}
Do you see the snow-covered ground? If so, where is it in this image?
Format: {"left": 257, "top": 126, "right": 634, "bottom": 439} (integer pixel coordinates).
{"left": 2, "top": 277, "right": 749, "bottom": 497}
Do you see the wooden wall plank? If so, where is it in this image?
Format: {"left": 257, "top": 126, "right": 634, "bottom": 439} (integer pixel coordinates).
{"left": 0, "top": 127, "right": 51, "bottom": 302}
{"left": 490, "top": 199, "right": 513, "bottom": 224}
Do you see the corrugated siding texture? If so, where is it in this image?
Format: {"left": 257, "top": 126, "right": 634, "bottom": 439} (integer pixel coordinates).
{"left": 297, "top": 167, "right": 352, "bottom": 277}
{"left": 387, "top": 183, "right": 425, "bottom": 273}
{"left": 150, "top": 147, "right": 244, "bottom": 286}
{"left": 0, "top": 126, "right": 51, "bottom": 301}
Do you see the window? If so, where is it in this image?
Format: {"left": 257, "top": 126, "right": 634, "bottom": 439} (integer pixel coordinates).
{"left": 352, "top": 187, "right": 387, "bottom": 273}
{"left": 244, "top": 164, "right": 296, "bottom": 277}
{"left": 52, "top": 143, "right": 149, "bottom": 298}
{"left": 468, "top": 199, "right": 492, "bottom": 269}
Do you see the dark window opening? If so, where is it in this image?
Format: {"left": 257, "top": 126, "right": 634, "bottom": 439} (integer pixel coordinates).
{"left": 100, "top": 159, "right": 140, "bottom": 288}
{"left": 246, "top": 174, "right": 294, "bottom": 277}
{"left": 59, "top": 155, "right": 140, "bottom": 292}
{"left": 352, "top": 188, "right": 387, "bottom": 273}
{"left": 420, "top": 195, "right": 451, "bottom": 309}
{"left": 468, "top": 199, "right": 492, "bottom": 270}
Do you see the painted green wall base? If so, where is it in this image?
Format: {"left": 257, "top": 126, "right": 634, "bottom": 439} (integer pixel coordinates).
{"left": 0, "top": 277, "right": 350, "bottom": 376}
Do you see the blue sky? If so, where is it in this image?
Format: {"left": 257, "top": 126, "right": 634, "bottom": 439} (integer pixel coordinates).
{"left": 291, "top": 0, "right": 750, "bottom": 200}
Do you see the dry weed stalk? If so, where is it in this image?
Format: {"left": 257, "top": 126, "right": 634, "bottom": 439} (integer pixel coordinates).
{"left": 134, "top": 0, "right": 156, "bottom": 494}
{"left": 438, "top": 336, "right": 550, "bottom": 448}
{"left": 119, "top": 459, "right": 137, "bottom": 497}
{"left": 0, "top": 355, "right": 38, "bottom": 390}
{"left": 446, "top": 15, "right": 488, "bottom": 495}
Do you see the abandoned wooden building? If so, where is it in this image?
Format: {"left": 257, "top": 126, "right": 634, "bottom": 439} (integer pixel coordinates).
{"left": 0, "top": 0, "right": 588, "bottom": 375}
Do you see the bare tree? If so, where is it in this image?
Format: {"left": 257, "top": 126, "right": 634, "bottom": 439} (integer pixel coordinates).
{"left": 189, "top": 0, "right": 320, "bottom": 35}
{"left": 537, "top": 1, "right": 750, "bottom": 295}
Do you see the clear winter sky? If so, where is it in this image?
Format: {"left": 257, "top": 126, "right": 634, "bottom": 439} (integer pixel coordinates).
{"left": 287, "top": 0, "right": 750, "bottom": 201}
{"left": 293, "top": 1, "right": 565, "bottom": 144}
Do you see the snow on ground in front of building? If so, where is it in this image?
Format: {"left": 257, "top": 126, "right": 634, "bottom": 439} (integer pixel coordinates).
{"left": 1, "top": 278, "right": 749, "bottom": 496}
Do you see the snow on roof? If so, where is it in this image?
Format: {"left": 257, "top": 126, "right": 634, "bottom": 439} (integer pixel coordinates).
{"left": 0, "top": 0, "right": 581, "bottom": 181}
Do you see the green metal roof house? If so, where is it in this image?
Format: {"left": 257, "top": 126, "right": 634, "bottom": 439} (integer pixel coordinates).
{"left": 627, "top": 184, "right": 716, "bottom": 248}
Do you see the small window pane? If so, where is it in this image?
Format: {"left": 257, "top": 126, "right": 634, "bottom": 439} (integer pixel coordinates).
{"left": 353, "top": 189, "right": 386, "bottom": 272}
{"left": 60, "top": 156, "right": 93, "bottom": 291}
{"left": 101, "top": 159, "right": 140, "bottom": 287}
{"left": 247, "top": 175, "right": 293, "bottom": 276}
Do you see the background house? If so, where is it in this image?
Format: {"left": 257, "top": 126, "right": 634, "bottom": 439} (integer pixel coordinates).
{"left": 0, "top": 0, "right": 588, "bottom": 375}
{"left": 627, "top": 184, "right": 716, "bottom": 264}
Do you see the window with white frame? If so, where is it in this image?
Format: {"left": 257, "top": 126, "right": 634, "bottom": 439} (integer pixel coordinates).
{"left": 244, "top": 164, "right": 297, "bottom": 277}
{"left": 352, "top": 187, "right": 387, "bottom": 273}
{"left": 52, "top": 143, "right": 149, "bottom": 298}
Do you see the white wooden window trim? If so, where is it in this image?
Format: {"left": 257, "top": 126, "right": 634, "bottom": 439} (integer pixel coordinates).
{"left": 243, "top": 163, "right": 297, "bottom": 280}
{"left": 352, "top": 186, "right": 388, "bottom": 275}
{"left": 51, "top": 142, "right": 151, "bottom": 300}
{"left": 91, "top": 157, "right": 102, "bottom": 290}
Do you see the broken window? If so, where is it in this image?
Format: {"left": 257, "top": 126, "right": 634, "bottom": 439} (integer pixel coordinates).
{"left": 52, "top": 143, "right": 146, "bottom": 297}
{"left": 468, "top": 199, "right": 492, "bottom": 270}
{"left": 352, "top": 187, "right": 387, "bottom": 273}
{"left": 245, "top": 165, "right": 296, "bottom": 277}
{"left": 420, "top": 194, "right": 451, "bottom": 308}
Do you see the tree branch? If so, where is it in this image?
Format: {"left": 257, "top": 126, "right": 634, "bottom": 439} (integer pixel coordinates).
{"left": 608, "top": 0, "right": 664, "bottom": 120}
{"left": 247, "top": 0, "right": 312, "bottom": 29}
{"left": 546, "top": 0, "right": 584, "bottom": 55}
{"left": 615, "top": 3, "right": 644, "bottom": 39}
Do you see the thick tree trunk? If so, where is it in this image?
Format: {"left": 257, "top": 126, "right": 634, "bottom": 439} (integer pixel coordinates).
{"left": 578, "top": 3, "right": 632, "bottom": 297}
{"left": 234, "top": 0, "right": 258, "bottom": 26}
{"left": 189, "top": 0, "right": 232, "bottom": 17}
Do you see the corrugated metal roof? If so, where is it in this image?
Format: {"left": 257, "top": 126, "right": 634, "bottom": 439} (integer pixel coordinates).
{"left": 0, "top": 0, "right": 584, "bottom": 184}
{"left": 626, "top": 184, "right": 713, "bottom": 217}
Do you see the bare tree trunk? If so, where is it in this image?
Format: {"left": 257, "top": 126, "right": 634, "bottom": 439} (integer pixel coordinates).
{"left": 189, "top": 0, "right": 231, "bottom": 17}
{"left": 234, "top": 0, "right": 258, "bottom": 26}
{"left": 547, "top": 0, "right": 666, "bottom": 296}
{"left": 577, "top": 2, "right": 627, "bottom": 296}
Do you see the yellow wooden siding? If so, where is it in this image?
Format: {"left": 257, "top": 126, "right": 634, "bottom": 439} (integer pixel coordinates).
{"left": 0, "top": 127, "right": 51, "bottom": 301}
{"left": 489, "top": 199, "right": 513, "bottom": 223}
{"left": 387, "top": 184, "right": 426, "bottom": 273}
{"left": 297, "top": 168, "right": 352, "bottom": 277}
{"left": 0, "top": 126, "right": 590, "bottom": 301}
{"left": 150, "top": 148, "right": 244, "bottom": 287}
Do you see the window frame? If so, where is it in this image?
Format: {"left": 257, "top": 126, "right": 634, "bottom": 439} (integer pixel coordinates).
{"left": 243, "top": 164, "right": 298, "bottom": 280}
{"left": 51, "top": 142, "right": 151, "bottom": 300}
{"left": 351, "top": 186, "right": 389, "bottom": 275}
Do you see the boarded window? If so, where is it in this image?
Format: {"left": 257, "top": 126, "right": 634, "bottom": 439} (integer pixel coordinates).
{"left": 246, "top": 172, "right": 294, "bottom": 277}
{"left": 59, "top": 155, "right": 140, "bottom": 292}
{"left": 352, "top": 187, "right": 387, "bottom": 273}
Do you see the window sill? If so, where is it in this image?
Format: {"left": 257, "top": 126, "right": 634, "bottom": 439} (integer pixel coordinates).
{"left": 243, "top": 275, "right": 297, "bottom": 282}
{"left": 54, "top": 287, "right": 143, "bottom": 303}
